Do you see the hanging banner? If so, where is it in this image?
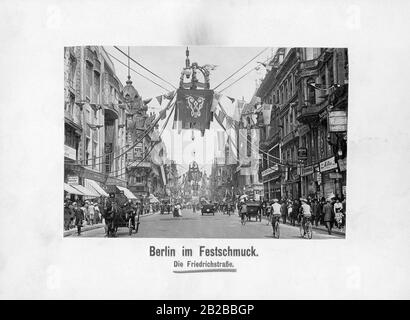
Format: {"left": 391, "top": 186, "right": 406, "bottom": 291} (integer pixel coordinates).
{"left": 262, "top": 103, "right": 272, "bottom": 125}
{"left": 175, "top": 89, "right": 214, "bottom": 134}
{"left": 217, "top": 131, "right": 225, "bottom": 152}
{"left": 160, "top": 164, "right": 167, "bottom": 185}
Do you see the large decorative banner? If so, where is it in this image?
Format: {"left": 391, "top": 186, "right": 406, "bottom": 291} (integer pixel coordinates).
{"left": 174, "top": 89, "right": 214, "bottom": 134}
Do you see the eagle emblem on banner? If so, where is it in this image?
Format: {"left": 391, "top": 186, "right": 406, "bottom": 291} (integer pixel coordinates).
{"left": 186, "top": 95, "right": 205, "bottom": 118}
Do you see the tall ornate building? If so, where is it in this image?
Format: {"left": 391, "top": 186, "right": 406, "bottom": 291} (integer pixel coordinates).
{"left": 64, "top": 46, "right": 129, "bottom": 200}
{"left": 122, "top": 73, "right": 164, "bottom": 200}
{"left": 256, "top": 47, "right": 348, "bottom": 201}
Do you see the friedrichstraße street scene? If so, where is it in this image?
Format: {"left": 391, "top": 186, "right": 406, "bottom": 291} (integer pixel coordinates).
{"left": 64, "top": 46, "right": 347, "bottom": 239}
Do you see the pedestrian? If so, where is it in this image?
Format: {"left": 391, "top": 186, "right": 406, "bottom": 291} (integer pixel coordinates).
{"left": 88, "top": 201, "right": 95, "bottom": 226}
{"left": 291, "top": 200, "right": 299, "bottom": 226}
{"left": 271, "top": 199, "right": 281, "bottom": 234}
{"left": 94, "top": 202, "right": 101, "bottom": 224}
{"left": 333, "top": 198, "right": 343, "bottom": 230}
{"left": 280, "top": 199, "right": 288, "bottom": 224}
{"left": 287, "top": 200, "right": 293, "bottom": 225}
{"left": 64, "top": 200, "right": 71, "bottom": 231}
{"left": 342, "top": 196, "right": 346, "bottom": 229}
{"left": 311, "top": 198, "right": 320, "bottom": 227}
{"left": 300, "top": 198, "right": 312, "bottom": 236}
{"left": 323, "top": 198, "right": 333, "bottom": 235}
{"left": 73, "top": 202, "right": 84, "bottom": 236}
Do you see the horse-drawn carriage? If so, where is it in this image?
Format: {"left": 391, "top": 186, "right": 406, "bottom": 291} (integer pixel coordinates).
{"left": 243, "top": 200, "right": 262, "bottom": 222}
{"left": 103, "top": 192, "right": 140, "bottom": 237}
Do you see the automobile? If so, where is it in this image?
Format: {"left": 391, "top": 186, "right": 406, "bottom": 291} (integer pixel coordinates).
{"left": 201, "top": 203, "right": 215, "bottom": 215}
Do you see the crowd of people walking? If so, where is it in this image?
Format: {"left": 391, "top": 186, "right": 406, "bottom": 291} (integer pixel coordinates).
{"left": 261, "top": 196, "right": 346, "bottom": 235}
{"left": 64, "top": 197, "right": 160, "bottom": 235}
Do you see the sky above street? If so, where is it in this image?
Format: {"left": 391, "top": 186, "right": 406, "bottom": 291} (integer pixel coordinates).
{"left": 104, "top": 46, "right": 276, "bottom": 174}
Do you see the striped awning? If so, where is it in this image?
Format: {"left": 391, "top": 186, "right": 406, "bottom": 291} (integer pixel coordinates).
{"left": 64, "top": 183, "right": 83, "bottom": 195}
{"left": 85, "top": 179, "right": 109, "bottom": 197}
{"left": 116, "top": 186, "right": 137, "bottom": 200}
{"left": 71, "top": 184, "right": 100, "bottom": 197}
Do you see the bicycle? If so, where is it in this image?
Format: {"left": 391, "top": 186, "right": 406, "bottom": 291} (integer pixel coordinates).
{"left": 299, "top": 215, "right": 313, "bottom": 239}
{"left": 240, "top": 212, "right": 246, "bottom": 225}
{"left": 272, "top": 215, "right": 280, "bottom": 239}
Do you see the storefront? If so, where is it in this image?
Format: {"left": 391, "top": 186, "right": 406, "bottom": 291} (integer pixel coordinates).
{"left": 319, "top": 156, "right": 341, "bottom": 199}
{"left": 261, "top": 165, "right": 281, "bottom": 201}
{"left": 301, "top": 165, "right": 314, "bottom": 197}
{"left": 282, "top": 167, "right": 300, "bottom": 200}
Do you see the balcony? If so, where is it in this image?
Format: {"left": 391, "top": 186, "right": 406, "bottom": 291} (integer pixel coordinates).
{"left": 282, "top": 130, "right": 298, "bottom": 146}
{"left": 296, "top": 104, "right": 323, "bottom": 124}
{"left": 299, "top": 59, "right": 320, "bottom": 78}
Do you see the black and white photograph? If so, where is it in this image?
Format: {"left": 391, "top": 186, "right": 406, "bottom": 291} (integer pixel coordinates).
{"left": 64, "top": 46, "right": 348, "bottom": 239}
{"left": 1, "top": 0, "right": 409, "bottom": 301}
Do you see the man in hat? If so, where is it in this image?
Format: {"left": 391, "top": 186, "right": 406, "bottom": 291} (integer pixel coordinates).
{"left": 322, "top": 198, "right": 334, "bottom": 235}
{"left": 72, "top": 202, "right": 84, "bottom": 236}
{"left": 280, "top": 199, "right": 288, "bottom": 225}
{"left": 271, "top": 199, "right": 281, "bottom": 233}
{"left": 300, "top": 198, "right": 312, "bottom": 237}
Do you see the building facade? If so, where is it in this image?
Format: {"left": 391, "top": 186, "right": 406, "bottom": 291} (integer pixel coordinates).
{"left": 256, "top": 47, "right": 348, "bottom": 201}
{"left": 64, "top": 46, "right": 129, "bottom": 200}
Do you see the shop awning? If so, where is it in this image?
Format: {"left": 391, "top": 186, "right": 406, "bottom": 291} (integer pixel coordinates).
{"left": 85, "top": 179, "right": 109, "bottom": 197}
{"left": 116, "top": 186, "right": 137, "bottom": 200}
{"left": 149, "top": 194, "right": 160, "bottom": 203}
{"left": 71, "top": 184, "right": 100, "bottom": 197}
{"left": 64, "top": 183, "right": 84, "bottom": 195}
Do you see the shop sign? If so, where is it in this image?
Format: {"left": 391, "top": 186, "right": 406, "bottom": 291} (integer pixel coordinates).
{"left": 261, "top": 164, "right": 278, "bottom": 177}
{"left": 338, "top": 158, "right": 347, "bottom": 172}
{"left": 329, "top": 172, "right": 343, "bottom": 179}
{"left": 328, "top": 110, "right": 347, "bottom": 132}
{"left": 301, "top": 165, "right": 314, "bottom": 177}
{"left": 298, "top": 147, "right": 308, "bottom": 160}
{"left": 64, "top": 145, "right": 77, "bottom": 160}
{"left": 67, "top": 175, "right": 79, "bottom": 185}
{"left": 320, "top": 156, "right": 337, "bottom": 172}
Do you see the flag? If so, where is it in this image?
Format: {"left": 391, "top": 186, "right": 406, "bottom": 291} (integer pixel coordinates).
{"left": 226, "top": 117, "right": 233, "bottom": 129}
{"left": 217, "top": 131, "right": 225, "bottom": 152}
{"left": 211, "top": 92, "right": 222, "bottom": 113}
{"left": 262, "top": 103, "right": 272, "bottom": 125}
{"left": 156, "top": 95, "right": 163, "bottom": 105}
{"left": 227, "top": 96, "right": 235, "bottom": 104}
{"left": 159, "top": 109, "right": 167, "bottom": 120}
{"left": 226, "top": 134, "right": 237, "bottom": 165}
{"left": 143, "top": 98, "right": 152, "bottom": 105}
{"left": 175, "top": 89, "right": 214, "bottom": 134}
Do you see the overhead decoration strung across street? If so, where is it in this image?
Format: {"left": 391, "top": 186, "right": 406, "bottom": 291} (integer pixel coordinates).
{"left": 174, "top": 88, "right": 214, "bottom": 135}
{"left": 172, "top": 47, "right": 215, "bottom": 137}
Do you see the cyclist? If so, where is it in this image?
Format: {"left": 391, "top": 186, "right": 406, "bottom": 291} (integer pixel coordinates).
{"left": 124, "top": 199, "right": 136, "bottom": 230}
{"left": 300, "top": 198, "right": 312, "bottom": 237}
{"left": 271, "top": 199, "right": 281, "bottom": 236}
